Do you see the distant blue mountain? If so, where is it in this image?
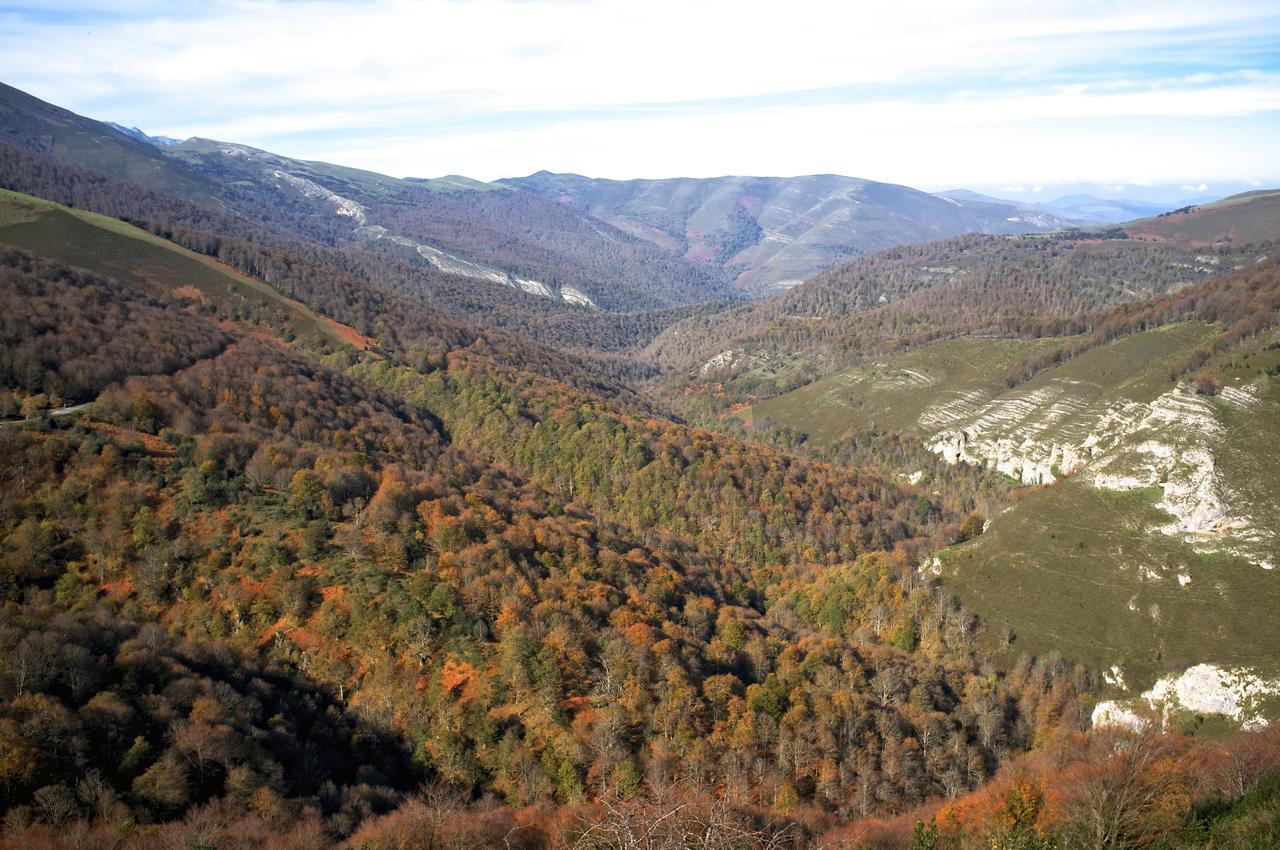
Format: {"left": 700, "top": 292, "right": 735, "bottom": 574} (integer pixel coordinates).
{"left": 937, "top": 189, "right": 1190, "bottom": 225}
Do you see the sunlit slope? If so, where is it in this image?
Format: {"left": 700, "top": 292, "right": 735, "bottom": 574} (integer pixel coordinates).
{"left": 0, "top": 189, "right": 366, "bottom": 349}
{"left": 742, "top": 336, "right": 1060, "bottom": 443}
{"left": 940, "top": 363, "right": 1280, "bottom": 690}
{"left": 939, "top": 475, "right": 1280, "bottom": 690}
{"left": 1124, "top": 189, "right": 1280, "bottom": 246}
{"left": 744, "top": 322, "right": 1217, "bottom": 456}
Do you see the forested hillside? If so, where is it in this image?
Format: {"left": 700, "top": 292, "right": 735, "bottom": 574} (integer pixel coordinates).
{"left": 0, "top": 84, "right": 736, "bottom": 314}
{"left": 648, "top": 226, "right": 1273, "bottom": 410}
{"left": 0, "top": 225, "right": 1091, "bottom": 846}
{"left": 0, "top": 141, "right": 733, "bottom": 367}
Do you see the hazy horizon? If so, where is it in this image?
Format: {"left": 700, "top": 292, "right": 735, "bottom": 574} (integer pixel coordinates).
{"left": 2, "top": 0, "right": 1278, "bottom": 191}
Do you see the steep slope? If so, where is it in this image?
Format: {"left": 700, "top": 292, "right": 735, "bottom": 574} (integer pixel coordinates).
{"left": 940, "top": 367, "right": 1280, "bottom": 693}
{"left": 0, "top": 189, "right": 368, "bottom": 354}
{"left": 0, "top": 141, "right": 713, "bottom": 360}
{"left": 502, "top": 171, "right": 1069, "bottom": 295}
{"left": 0, "top": 186, "right": 652, "bottom": 408}
{"left": 752, "top": 329, "right": 1280, "bottom": 697}
{"left": 0, "top": 174, "right": 1095, "bottom": 843}
{"left": 0, "top": 83, "right": 733, "bottom": 311}
{"left": 0, "top": 81, "right": 219, "bottom": 201}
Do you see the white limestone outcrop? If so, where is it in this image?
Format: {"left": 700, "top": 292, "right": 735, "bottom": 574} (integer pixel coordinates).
{"left": 1093, "top": 664, "right": 1280, "bottom": 732}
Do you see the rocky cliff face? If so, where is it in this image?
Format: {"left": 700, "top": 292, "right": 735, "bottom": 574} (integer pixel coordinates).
{"left": 924, "top": 378, "right": 1275, "bottom": 571}
{"left": 1093, "top": 663, "right": 1280, "bottom": 731}
{"left": 923, "top": 353, "right": 1280, "bottom": 726}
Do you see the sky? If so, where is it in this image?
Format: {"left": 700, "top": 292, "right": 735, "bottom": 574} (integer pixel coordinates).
{"left": 1, "top": 0, "right": 1279, "bottom": 195}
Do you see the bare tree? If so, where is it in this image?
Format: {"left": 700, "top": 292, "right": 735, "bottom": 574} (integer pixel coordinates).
{"left": 1062, "top": 730, "right": 1188, "bottom": 850}
{"left": 562, "top": 785, "right": 795, "bottom": 850}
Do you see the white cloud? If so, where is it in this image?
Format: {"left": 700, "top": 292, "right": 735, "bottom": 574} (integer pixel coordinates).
{"left": 296, "top": 106, "right": 1280, "bottom": 189}
{"left": 1180, "top": 183, "right": 1210, "bottom": 192}
{"left": 1, "top": 0, "right": 1278, "bottom": 183}
{"left": 10, "top": 1, "right": 1274, "bottom": 107}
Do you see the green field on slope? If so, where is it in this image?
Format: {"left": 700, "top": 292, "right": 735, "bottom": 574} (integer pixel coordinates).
{"left": 939, "top": 339, "right": 1280, "bottom": 692}
{"left": 745, "top": 322, "right": 1280, "bottom": 694}
{"left": 741, "top": 336, "right": 1059, "bottom": 445}
{"left": 742, "top": 323, "right": 1218, "bottom": 449}
{"left": 939, "top": 478, "right": 1280, "bottom": 691}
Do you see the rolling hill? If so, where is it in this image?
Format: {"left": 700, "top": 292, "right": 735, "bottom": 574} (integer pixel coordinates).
{"left": 1124, "top": 189, "right": 1280, "bottom": 247}
{"left": 0, "top": 188, "right": 367, "bottom": 353}
{"left": 730, "top": 234, "right": 1280, "bottom": 705}
{"left": 741, "top": 320, "right": 1280, "bottom": 700}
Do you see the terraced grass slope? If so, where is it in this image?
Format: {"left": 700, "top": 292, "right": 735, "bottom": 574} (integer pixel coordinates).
{"left": 0, "top": 189, "right": 368, "bottom": 349}
{"left": 742, "top": 336, "right": 1062, "bottom": 445}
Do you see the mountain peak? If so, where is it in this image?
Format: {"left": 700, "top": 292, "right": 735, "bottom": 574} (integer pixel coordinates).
{"left": 106, "top": 121, "right": 184, "bottom": 148}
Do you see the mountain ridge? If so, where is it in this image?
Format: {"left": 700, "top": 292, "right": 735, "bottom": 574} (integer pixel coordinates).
{"left": 501, "top": 170, "right": 1072, "bottom": 295}
{"left": 0, "top": 82, "right": 738, "bottom": 312}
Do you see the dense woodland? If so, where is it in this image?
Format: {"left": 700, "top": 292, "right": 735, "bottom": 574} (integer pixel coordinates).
{"left": 0, "top": 245, "right": 1099, "bottom": 846}
{"left": 0, "top": 249, "right": 231, "bottom": 404}
{"left": 1, "top": 84, "right": 1279, "bottom": 848}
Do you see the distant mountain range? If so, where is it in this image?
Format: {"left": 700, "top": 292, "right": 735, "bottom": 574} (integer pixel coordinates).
{"left": 935, "top": 189, "right": 1178, "bottom": 225}
{"left": 4, "top": 81, "right": 1269, "bottom": 306}
{"left": 935, "top": 182, "right": 1277, "bottom": 225}
{"left": 0, "top": 82, "right": 732, "bottom": 312}
{"left": 0, "top": 82, "right": 1079, "bottom": 303}
{"left": 501, "top": 171, "right": 1069, "bottom": 295}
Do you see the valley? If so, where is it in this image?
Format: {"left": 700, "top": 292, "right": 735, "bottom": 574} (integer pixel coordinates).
{"left": 0, "top": 77, "right": 1277, "bottom": 850}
